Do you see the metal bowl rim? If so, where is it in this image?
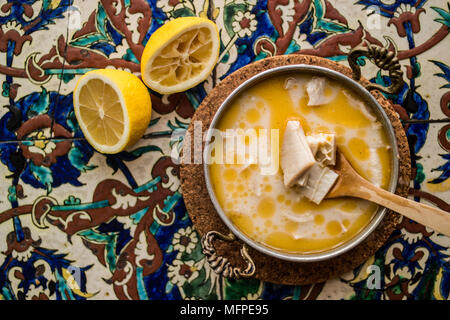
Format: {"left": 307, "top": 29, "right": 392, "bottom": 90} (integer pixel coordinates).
{"left": 203, "top": 64, "right": 399, "bottom": 263}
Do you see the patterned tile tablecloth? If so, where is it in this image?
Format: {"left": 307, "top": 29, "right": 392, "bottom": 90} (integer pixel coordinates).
{"left": 0, "top": 0, "right": 449, "bottom": 300}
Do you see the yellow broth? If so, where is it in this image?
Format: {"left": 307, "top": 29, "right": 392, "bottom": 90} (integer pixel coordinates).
{"left": 209, "top": 74, "right": 392, "bottom": 254}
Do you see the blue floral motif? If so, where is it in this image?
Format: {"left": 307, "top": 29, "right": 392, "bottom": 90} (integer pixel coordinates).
{"left": 0, "top": 0, "right": 73, "bottom": 33}
{"left": 356, "top": 0, "right": 426, "bottom": 18}
{"left": 0, "top": 91, "right": 95, "bottom": 192}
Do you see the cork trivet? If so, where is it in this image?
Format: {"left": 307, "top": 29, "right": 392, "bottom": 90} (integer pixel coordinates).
{"left": 180, "top": 55, "right": 411, "bottom": 285}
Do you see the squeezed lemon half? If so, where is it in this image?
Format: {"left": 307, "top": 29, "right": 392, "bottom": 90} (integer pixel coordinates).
{"left": 73, "top": 69, "right": 152, "bottom": 154}
{"left": 141, "top": 17, "right": 220, "bottom": 94}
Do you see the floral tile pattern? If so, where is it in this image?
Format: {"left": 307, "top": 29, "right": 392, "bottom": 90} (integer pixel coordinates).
{"left": 0, "top": 0, "right": 449, "bottom": 300}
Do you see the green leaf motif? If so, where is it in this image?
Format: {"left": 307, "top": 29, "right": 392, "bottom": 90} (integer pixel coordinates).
{"left": 412, "top": 61, "right": 421, "bottom": 79}
{"left": 42, "top": 0, "right": 51, "bottom": 11}
{"left": 2, "top": 82, "right": 9, "bottom": 97}
{"left": 285, "top": 40, "right": 300, "bottom": 54}
{"left": 432, "top": 5, "right": 450, "bottom": 27}
{"left": 130, "top": 207, "right": 149, "bottom": 225}
{"left": 415, "top": 260, "right": 438, "bottom": 299}
{"left": 356, "top": 56, "right": 366, "bottom": 66}
{"left": 314, "top": 0, "right": 349, "bottom": 33}
{"left": 78, "top": 229, "right": 118, "bottom": 272}
{"left": 70, "top": 4, "right": 111, "bottom": 47}
{"left": 149, "top": 117, "right": 160, "bottom": 128}
{"left": 416, "top": 163, "right": 426, "bottom": 184}
{"left": 181, "top": 237, "right": 204, "bottom": 262}
{"left": 7, "top": 186, "right": 16, "bottom": 203}
{"left": 69, "top": 147, "right": 98, "bottom": 173}
{"left": 29, "top": 162, "right": 53, "bottom": 193}
{"left": 58, "top": 72, "right": 76, "bottom": 84}
{"left": 123, "top": 48, "right": 140, "bottom": 64}
{"left": 64, "top": 195, "right": 81, "bottom": 206}
{"left": 223, "top": 4, "right": 248, "bottom": 37}
{"left": 28, "top": 87, "right": 49, "bottom": 117}
{"left": 66, "top": 111, "right": 79, "bottom": 133}
{"left": 21, "top": 140, "right": 33, "bottom": 146}
{"left": 172, "top": 7, "right": 196, "bottom": 19}
{"left": 224, "top": 278, "right": 262, "bottom": 300}
{"left": 130, "top": 145, "right": 163, "bottom": 158}
{"left": 168, "top": 118, "right": 189, "bottom": 131}
{"left": 183, "top": 268, "right": 218, "bottom": 300}
{"left": 70, "top": 34, "right": 105, "bottom": 47}
{"left": 96, "top": 5, "right": 109, "bottom": 38}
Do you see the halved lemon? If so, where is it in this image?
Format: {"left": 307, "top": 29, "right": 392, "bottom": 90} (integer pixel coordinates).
{"left": 73, "top": 69, "right": 152, "bottom": 154}
{"left": 141, "top": 17, "right": 220, "bottom": 94}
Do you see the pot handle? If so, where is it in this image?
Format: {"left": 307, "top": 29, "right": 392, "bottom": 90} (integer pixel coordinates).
{"left": 348, "top": 44, "right": 404, "bottom": 94}
{"left": 201, "top": 230, "right": 256, "bottom": 279}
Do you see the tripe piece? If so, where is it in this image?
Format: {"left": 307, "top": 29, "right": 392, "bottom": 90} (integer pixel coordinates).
{"left": 296, "top": 171, "right": 310, "bottom": 187}
{"left": 306, "top": 77, "right": 337, "bottom": 106}
{"left": 306, "top": 77, "right": 326, "bottom": 106}
{"left": 281, "top": 121, "right": 316, "bottom": 188}
{"left": 283, "top": 212, "right": 314, "bottom": 223}
{"left": 281, "top": 122, "right": 338, "bottom": 204}
{"left": 282, "top": 213, "right": 314, "bottom": 240}
{"left": 296, "top": 133, "right": 336, "bottom": 186}
{"left": 306, "top": 133, "right": 336, "bottom": 166}
{"left": 297, "top": 164, "right": 339, "bottom": 204}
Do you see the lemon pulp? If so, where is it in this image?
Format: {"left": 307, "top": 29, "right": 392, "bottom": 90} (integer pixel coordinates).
{"left": 73, "top": 69, "right": 152, "bottom": 154}
{"left": 141, "top": 17, "right": 220, "bottom": 94}
{"left": 78, "top": 79, "right": 125, "bottom": 147}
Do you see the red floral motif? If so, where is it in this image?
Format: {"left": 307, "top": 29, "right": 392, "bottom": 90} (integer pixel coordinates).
{"left": 151, "top": 93, "right": 195, "bottom": 119}
{"left": 2, "top": 227, "right": 41, "bottom": 257}
{"left": 268, "top": 0, "right": 312, "bottom": 55}
{"left": 179, "top": 263, "right": 194, "bottom": 279}
{"left": 31, "top": 292, "right": 50, "bottom": 300}
{"left": 23, "top": 156, "right": 180, "bottom": 300}
{"left": 101, "top": 0, "right": 151, "bottom": 61}
{"left": 385, "top": 245, "right": 428, "bottom": 300}
{"left": 16, "top": 115, "right": 72, "bottom": 167}
{"left": 438, "top": 124, "right": 450, "bottom": 152}
{"left": 239, "top": 16, "right": 251, "bottom": 29}
{"left": 295, "top": 24, "right": 383, "bottom": 57}
{"left": 385, "top": 275, "right": 413, "bottom": 300}
{"left": 168, "top": 0, "right": 181, "bottom": 7}
{"left": 398, "top": 215, "right": 434, "bottom": 239}
{"left": 440, "top": 92, "right": 450, "bottom": 118}
{"left": 0, "top": 21, "right": 32, "bottom": 56}
{"left": 25, "top": 36, "right": 140, "bottom": 84}
{"left": 323, "top": 0, "right": 347, "bottom": 25}
{"left": 388, "top": 8, "right": 425, "bottom": 38}
{"left": 22, "top": 0, "right": 151, "bottom": 84}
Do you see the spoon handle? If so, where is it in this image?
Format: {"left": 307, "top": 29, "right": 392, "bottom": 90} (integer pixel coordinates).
{"left": 352, "top": 180, "right": 450, "bottom": 237}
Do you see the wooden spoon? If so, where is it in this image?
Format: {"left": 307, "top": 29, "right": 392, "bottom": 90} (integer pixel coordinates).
{"left": 326, "top": 151, "right": 450, "bottom": 236}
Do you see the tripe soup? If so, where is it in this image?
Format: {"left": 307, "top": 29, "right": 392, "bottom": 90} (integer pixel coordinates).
{"left": 208, "top": 74, "right": 392, "bottom": 254}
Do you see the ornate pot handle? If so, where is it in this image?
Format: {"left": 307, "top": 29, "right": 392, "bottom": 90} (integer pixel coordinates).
{"left": 201, "top": 231, "right": 256, "bottom": 279}
{"left": 348, "top": 44, "right": 404, "bottom": 95}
